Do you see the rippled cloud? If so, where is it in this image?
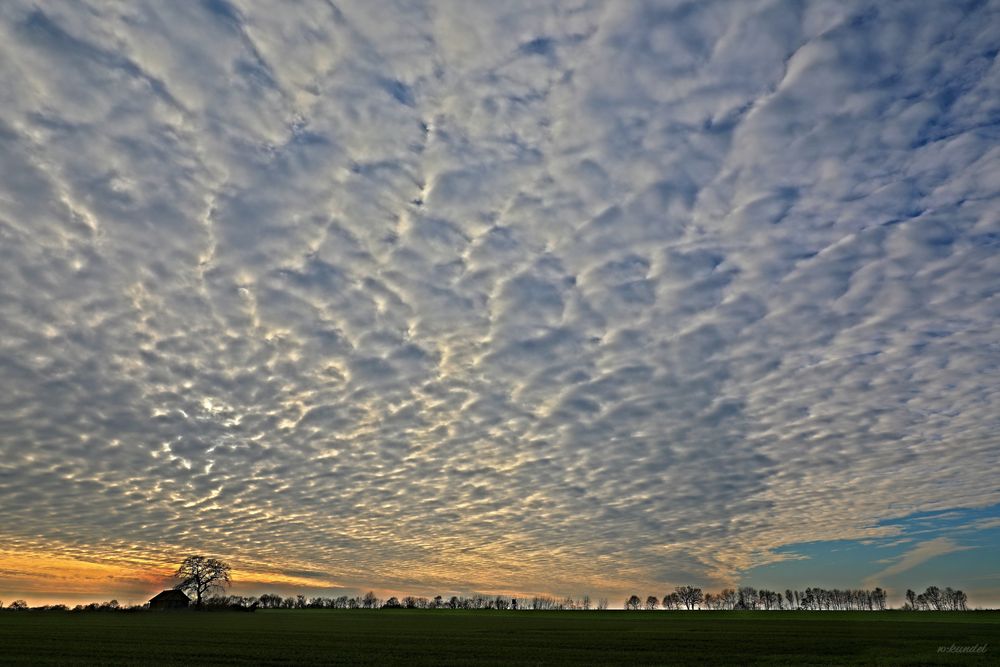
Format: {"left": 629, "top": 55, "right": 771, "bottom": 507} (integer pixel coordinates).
{"left": 1, "top": 0, "right": 998, "bottom": 604}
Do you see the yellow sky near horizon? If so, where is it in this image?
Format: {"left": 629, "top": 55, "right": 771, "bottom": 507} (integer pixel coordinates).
{"left": 0, "top": 549, "right": 355, "bottom": 606}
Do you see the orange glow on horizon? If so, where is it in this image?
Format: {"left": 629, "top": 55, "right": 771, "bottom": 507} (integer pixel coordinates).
{"left": 0, "top": 549, "right": 352, "bottom": 607}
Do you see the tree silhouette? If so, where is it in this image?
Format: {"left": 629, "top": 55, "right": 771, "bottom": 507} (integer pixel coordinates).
{"left": 174, "top": 555, "right": 232, "bottom": 607}
{"left": 675, "top": 586, "right": 704, "bottom": 610}
{"left": 924, "top": 586, "right": 943, "bottom": 611}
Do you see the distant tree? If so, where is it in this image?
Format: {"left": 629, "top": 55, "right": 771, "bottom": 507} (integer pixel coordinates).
{"left": 718, "top": 589, "right": 737, "bottom": 610}
{"left": 174, "top": 556, "right": 232, "bottom": 608}
{"left": 872, "top": 588, "right": 887, "bottom": 611}
{"left": 625, "top": 595, "right": 642, "bottom": 611}
{"left": 433, "top": 595, "right": 443, "bottom": 609}
{"left": 9, "top": 600, "right": 28, "bottom": 610}
{"left": 905, "top": 589, "right": 917, "bottom": 610}
{"left": 361, "top": 591, "right": 379, "bottom": 609}
{"left": 758, "top": 590, "right": 780, "bottom": 610}
{"left": 923, "top": 586, "right": 943, "bottom": 611}
{"left": 945, "top": 588, "right": 967, "bottom": 611}
{"left": 662, "top": 592, "right": 682, "bottom": 610}
{"left": 383, "top": 596, "right": 401, "bottom": 609}
{"left": 645, "top": 596, "right": 658, "bottom": 611}
{"left": 259, "top": 593, "right": 282, "bottom": 609}
{"left": 675, "top": 586, "right": 704, "bottom": 610}
{"left": 581, "top": 595, "right": 591, "bottom": 611}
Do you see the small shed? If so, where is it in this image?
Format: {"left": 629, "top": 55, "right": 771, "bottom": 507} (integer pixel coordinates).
{"left": 149, "top": 589, "right": 190, "bottom": 610}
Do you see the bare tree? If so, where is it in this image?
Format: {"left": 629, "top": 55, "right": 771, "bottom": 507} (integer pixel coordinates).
{"left": 174, "top": 555, "right": 232, "bottom": 607}
{"left": 675, "top": 586, "right": 704, "bottom": 610}
{"left": 948, "top": 589, "right": 968, "bottom": 611}
{"left": 738, "top": 587, "right": 758, "bottom": 610}
{"left": 581, "top": 594, "right": 591, "bottom": 610}
{"left": 258, "top": 593, "right": 282, "bottom": 609}
{"left": 645, "top": 595, "right": 659, "bottom": 611}
{"left": 625, "top": 594, "right": 642, "bottom": 611}
{"left": 924, "top": 586, "right": 943, "bottom": 611}
{"left": 662, "top": 592, "right": 682, "bottom": 610}
{"left": 872, "top": 588, "right": 887, "bottom": 611}
{"left": 597, "top": 598, "right": 609, "bottom": 611}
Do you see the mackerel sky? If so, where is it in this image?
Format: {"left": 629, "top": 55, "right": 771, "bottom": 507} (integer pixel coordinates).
{"left": 1, "top": 0, "right": 999, "bottom": 606}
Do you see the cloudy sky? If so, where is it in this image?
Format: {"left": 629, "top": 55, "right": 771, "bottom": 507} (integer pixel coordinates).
{"left": 1, "top": 0, "right": 999, "bottom": 607}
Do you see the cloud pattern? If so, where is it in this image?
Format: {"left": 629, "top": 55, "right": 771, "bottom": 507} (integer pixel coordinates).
{"left": 1, "top": 0, "right": 999, "bottom": 601}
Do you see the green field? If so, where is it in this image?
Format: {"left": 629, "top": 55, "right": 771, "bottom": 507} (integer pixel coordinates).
{"left": 1, "top": 610, "right": 997, "bottom": 665}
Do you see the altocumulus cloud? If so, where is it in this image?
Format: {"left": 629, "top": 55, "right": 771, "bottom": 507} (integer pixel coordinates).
{"left": 0, "top": 0, "right": 998, "bottom": 601}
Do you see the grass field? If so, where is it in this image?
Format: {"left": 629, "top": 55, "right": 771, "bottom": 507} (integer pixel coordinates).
{"left": 1, "top": 610, "right": 997, "bottom": 665}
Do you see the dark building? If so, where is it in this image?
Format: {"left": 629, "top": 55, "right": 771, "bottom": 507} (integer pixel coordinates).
{"left": 149, "top": 589, "right": 190, "bottom": 610}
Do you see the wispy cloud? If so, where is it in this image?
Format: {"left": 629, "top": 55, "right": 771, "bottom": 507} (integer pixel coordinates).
{"left": 864, "top": 538, "right": 976, "bottom": 587}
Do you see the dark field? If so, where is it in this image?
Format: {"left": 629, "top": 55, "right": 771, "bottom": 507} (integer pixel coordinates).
{"left": 1, "top": 610, "right": 998, "bottom": 665}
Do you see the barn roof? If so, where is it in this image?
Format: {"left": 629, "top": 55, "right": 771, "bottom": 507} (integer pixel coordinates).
{"left": 150, "top": 589, "right": 190, "bottom": 602}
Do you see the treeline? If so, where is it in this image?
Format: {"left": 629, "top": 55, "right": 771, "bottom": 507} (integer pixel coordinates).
{"left": 625, "top": 586, "right": 889, "bottom": 611}
{"left": 0, "top": 599, "right": 142, "bottom": 612}
{"left": 0, "top": 585, "right": 971, "bottom": 612}
{"left": 249, "top": 592, "right": 611, "bottom": 611}
{"left": 623, "top": 585, "right": 968, "bottom": 611}
{"left": 903, "top": 587, "right": 969, "bottom": 611}
{"left": 202, "top": 584, "right": 968, "bottom": 612}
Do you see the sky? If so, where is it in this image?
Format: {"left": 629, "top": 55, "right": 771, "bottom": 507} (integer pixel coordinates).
{"left": 1, "top": 0, "right": 999, "bottom": 608}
